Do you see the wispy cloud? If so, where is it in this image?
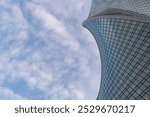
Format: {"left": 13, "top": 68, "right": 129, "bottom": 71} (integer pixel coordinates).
{"left": 27, "top": 3, "right": 80, "bottom": 51}
{"left": 0, "top": 0, "right": 101, "bottom": 100}
{"left": 0, "top": 87, "right": 27, "bottom": 99}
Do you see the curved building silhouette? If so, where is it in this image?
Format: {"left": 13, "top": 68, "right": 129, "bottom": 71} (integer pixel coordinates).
{"left": 83, "top": 0, "right": 150, "bottom": 99}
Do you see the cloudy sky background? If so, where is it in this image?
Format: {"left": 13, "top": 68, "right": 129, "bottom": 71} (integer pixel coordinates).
{"left": 0, "top": 0, "right": 101, "bottom": 100}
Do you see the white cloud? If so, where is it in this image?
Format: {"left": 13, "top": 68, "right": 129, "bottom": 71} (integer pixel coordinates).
{"left": 26, "top": 3, "right": 80, "bottom": 51}
{"left": 0, "top": 87, "right": 27, "bottom": 100}
{"left": 0, "top": 0, "right": 101, "bottom": 100}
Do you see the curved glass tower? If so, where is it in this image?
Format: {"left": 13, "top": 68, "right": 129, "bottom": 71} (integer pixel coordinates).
{"left": 83, "top": 0, "right": 150, "bottom": 99}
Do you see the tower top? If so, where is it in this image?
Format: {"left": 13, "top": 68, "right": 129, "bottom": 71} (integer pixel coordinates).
{"left": 89, "top": 0, "right": 150, "bottom": 18}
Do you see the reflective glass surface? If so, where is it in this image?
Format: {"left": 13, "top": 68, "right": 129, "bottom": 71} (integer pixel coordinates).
{"left": 84, "top": 18, "right": 150, "bottom": 99}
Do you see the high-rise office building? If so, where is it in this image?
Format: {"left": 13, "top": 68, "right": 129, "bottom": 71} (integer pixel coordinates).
{"left": 83, "top": 0, "right": 150, "bottom": 99}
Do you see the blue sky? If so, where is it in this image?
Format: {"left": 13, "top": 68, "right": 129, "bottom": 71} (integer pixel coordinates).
{"left": 0, "top": 0, "right": 101, "bottom": 100}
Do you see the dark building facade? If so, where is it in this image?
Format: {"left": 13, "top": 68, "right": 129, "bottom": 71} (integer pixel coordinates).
{"left": 83, "top": 0, "right": 150, "bottom": 99}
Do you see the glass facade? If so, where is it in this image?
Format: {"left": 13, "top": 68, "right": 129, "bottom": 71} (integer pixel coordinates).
{"left": 83, "top": 0, "right": 150, "bottom": 99}
{"left": 89, "top": 0, "right": 150, "bottom": 18}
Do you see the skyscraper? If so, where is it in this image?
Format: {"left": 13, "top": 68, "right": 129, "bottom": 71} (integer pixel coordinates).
{"left": 83, "top": 0, "right": 150, "bottom": 99}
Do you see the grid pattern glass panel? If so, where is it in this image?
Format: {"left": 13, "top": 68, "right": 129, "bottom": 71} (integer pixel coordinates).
{"left": 90, "top": 0, "right": 150, "bottom": 18}
{"left": 83, "top": 18, "right": 150, "bottom": 100}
